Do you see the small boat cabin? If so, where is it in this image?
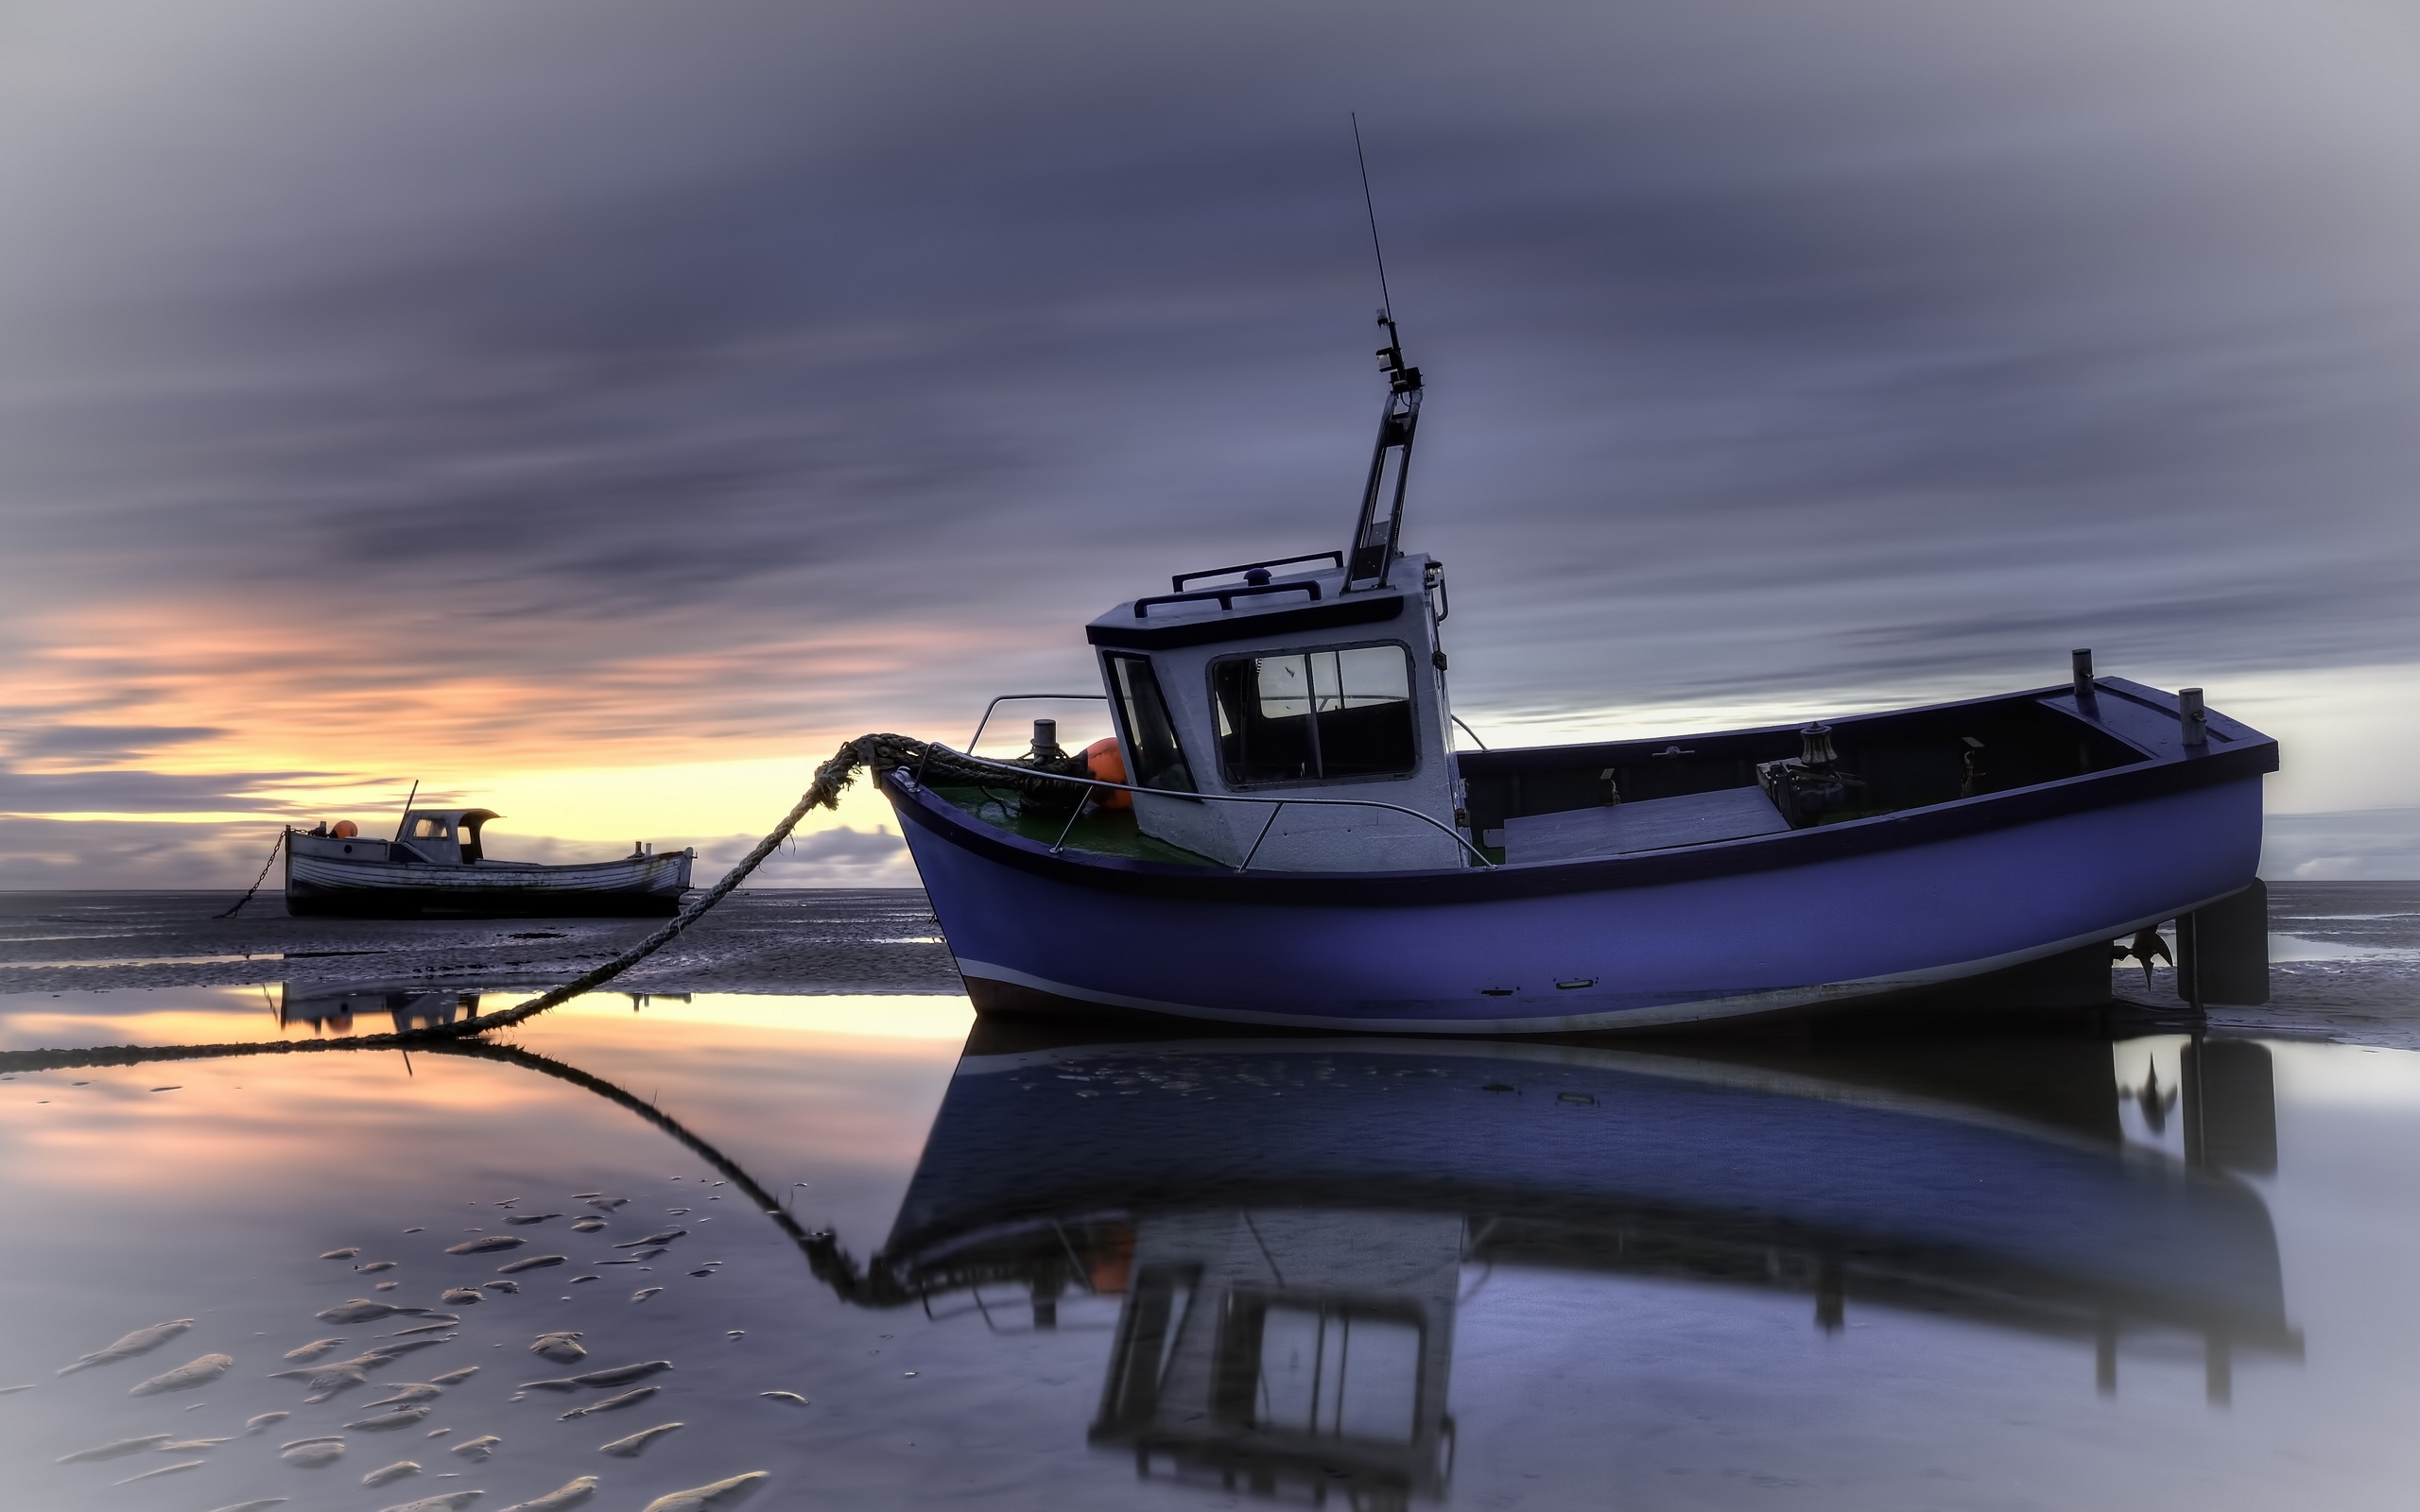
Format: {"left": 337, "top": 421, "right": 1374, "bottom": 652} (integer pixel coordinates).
{"left": 297, "top": 808, "right": 501, "bottom": 866}
{"left": 1071, "top": 313, "right": 1472, "bottom": 871}
{"left": 391, "top": 808, "right": 501, "bottom": 865}
{"left": 1085, "top": 550, "right": 1467, "bottom": 871}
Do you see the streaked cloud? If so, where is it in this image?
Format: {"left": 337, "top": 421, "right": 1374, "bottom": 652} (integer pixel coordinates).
{"left": 2264, "top": 809, "right": 2420, "bottom": 882}
{"left": 4, "top": 0, "right": 2417, "bottom": 881}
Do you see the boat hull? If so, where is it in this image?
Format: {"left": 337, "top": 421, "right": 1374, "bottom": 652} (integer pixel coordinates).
{"left": 896, "top": 775, "right": 2257, "bottom": 1031}
{"left": 285, "top": 848, "right": 692, "bottom": 919}
{"left": 885, "top": 677, "right": 2277, "bottom": 1033}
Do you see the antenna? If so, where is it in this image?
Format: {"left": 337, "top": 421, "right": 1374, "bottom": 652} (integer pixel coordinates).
{"left": 1341, "top": 114, "right": 1424, "bottom": 593}
{"left": 392, "top": 779, "right": 420, "bottom": 842}
{"left": 1351, "top": 112, "right": 1393, "bottom": 320}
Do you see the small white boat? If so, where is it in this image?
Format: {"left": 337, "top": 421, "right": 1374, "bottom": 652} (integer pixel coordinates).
{"left": 285, "top": 808, "right": 693, "bottom": 918}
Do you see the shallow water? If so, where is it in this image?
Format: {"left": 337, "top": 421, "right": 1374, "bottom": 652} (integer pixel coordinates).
{"left": 4, "top": 887, "right": 2420, "bottom": 1510}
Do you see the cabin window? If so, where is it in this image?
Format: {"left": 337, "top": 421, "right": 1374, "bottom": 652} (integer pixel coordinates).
{"left": 1248, "top": 1303, "right": 1423, "bottom": 1443}
{"left": 1104, "top": 653, "right": 1197, "bottom": 794}
{"left": 410, "top": 817, "right": 448, "bottom": 840}
{"left": 1209, "top": 643, "right": 1417, "bottom": 785}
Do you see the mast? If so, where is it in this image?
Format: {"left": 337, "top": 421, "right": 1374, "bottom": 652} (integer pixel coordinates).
{"left": 1343, "top": 313, "right": 1423, "bottom": 591}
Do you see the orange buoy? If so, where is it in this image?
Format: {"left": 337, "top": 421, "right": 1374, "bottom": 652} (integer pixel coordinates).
{"left": 330, "top": 819, "right": 359, "bottom": 838}
{"left": 1082, "top": 738, "right": 1131, "bottom": 810}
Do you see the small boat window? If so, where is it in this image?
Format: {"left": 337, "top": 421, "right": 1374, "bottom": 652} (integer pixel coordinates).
{"left": 1248, "top": 1303, "right": 1423, "bottom": 1443}
{"left": 410, "top": 817, "right": 449, "bottom": 840}
{"left": 1104, "top": 653, "right": 1197, "bottom": 794}
{"left": 1210, "top": 643, "right": 1416, "bottom": 785}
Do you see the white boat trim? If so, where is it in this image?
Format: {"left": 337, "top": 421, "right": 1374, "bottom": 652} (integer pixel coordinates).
{"left": 287, "top": 851, "right": 688, "bottom": 894}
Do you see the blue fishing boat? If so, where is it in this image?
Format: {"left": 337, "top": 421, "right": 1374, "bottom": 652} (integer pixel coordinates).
{"left": 881, "top": 316, "right": 2275, "bottom": 1033}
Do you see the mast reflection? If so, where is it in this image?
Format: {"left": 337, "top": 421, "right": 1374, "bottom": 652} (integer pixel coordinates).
{"left": 861, "top": 1025, "right": 2298, "bottom": 1507}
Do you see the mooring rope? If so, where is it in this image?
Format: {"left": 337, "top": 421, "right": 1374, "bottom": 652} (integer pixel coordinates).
{"left": 409, "top": 733, "right": 930, "bottom": 1039}
{"left": 3, "top": 733, "right": 938, "bottom": 1068}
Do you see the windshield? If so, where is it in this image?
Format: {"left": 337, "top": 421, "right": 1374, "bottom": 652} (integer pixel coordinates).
{"left": 1210, "top": 643, "right": 1417, "bottom": 785}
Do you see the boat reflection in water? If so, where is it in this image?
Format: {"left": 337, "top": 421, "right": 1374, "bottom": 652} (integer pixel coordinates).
{"left": 847, "top": 1026, "right": 2296, "bottom": 1509}
{"left": 274, "top": 981, "right": 688, "bottom": 1035}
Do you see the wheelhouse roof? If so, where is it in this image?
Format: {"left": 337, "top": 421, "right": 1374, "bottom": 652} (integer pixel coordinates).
{"left": 1085, "top": 564, "right": 1413, "bottom": 652}
{"left": 402, "top": 808, "right": 502, "bottom": 826}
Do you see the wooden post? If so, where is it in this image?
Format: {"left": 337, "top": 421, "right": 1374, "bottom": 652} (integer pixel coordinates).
{"left": 2179, "top": 687, "right": 2208, "bottom": 747}
{"left": 2178, "top": 882, "right": 2270, "bottom": 1006}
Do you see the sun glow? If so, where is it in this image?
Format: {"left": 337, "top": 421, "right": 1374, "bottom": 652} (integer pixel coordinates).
{"left": 0, "top": 592, "right": 1011, "bottom": 877}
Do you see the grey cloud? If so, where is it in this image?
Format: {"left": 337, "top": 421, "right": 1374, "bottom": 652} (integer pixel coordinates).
{"left": 0, "top": 767, "right": 316, "bottom": 815}
{"left": 784, "top": 826, "right": 907, "bottom": 864}
{"left": 669, "top": 827, "right": 909, "bottom": 873}
{"left": 0, "top": 816, "right": 282, "bottom": 888}
{"left": 1, "top": 0, "right": 2416, "bottom": 807}
{"left": 2262, "top": 808, "right": 2420, "bottom": 883}
{"left": 4, "top": 725, "right": 226, "bottom": 764}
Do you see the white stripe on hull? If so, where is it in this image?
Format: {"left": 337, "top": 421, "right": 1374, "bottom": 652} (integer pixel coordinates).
{"left": 287, "top": 852, "right": 691, "bottom": 896}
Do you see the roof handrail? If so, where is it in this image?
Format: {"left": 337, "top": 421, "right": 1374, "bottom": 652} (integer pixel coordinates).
{"left": 1169, "top": 551, "right": 1344, "bottom": 593}
{"left": 1132, "top": 580, "right": 1320, "bottom": 619}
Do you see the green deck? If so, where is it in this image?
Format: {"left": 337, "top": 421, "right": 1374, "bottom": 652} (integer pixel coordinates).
{"left": 929, "top": 786, "right": 1222, "bottom": 868}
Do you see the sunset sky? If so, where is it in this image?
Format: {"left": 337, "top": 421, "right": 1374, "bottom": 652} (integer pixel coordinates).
{"left": 4, "top": 0, "right": 2417, "bottom": 887}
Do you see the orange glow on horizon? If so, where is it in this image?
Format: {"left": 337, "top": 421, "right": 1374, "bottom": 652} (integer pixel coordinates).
{"left": 8, "top": 598, "right": 995, "bottom": 772}
{"left": 0, "top": 1001, "right": 970, "bottom": 1199}
{"left": 0, "top": 593, "right": 1116, "bottom": 849}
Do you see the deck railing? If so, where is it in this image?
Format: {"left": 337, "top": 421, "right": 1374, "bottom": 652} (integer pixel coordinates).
{"left": 963, "top": 693, "right": 1109, "bottom": 753}
{"left": 905, "top": 741, "right": 1495, "bottom": 871}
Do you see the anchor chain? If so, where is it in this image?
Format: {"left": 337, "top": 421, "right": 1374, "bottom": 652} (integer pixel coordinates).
{"left": 214, "top": 830, "right": 286, "bottom": 919}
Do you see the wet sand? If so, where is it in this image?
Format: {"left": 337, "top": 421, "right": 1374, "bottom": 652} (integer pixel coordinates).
{"left": 2127, "top": 881, "right": 2420, "bottom": 1049}
{"left": 0, "top": 888, "right": 962, "bottom": 1001}
{"left": 2, "top": 884, "right": 2418, "bottom": 1511}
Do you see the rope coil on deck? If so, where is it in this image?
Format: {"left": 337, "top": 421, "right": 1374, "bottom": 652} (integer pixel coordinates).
{"left": 2, "top": 733, "right": 941, "bottom": 1071}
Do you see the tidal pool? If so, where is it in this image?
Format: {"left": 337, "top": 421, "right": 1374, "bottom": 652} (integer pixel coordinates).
{"left": 3, "top": 889, "right": 2419, "bottom": 1511}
